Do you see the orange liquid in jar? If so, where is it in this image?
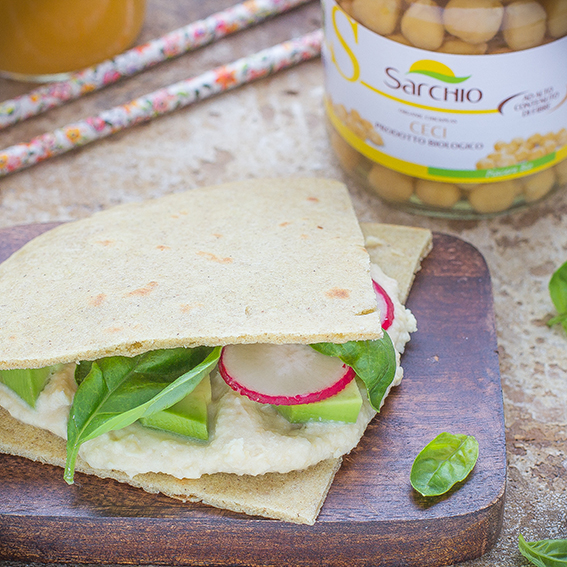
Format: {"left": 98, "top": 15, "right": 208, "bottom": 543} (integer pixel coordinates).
{"left": 0, "top": 0, "right": 146, "bottom": 79}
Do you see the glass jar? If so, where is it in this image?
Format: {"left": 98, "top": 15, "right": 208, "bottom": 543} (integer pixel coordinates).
{"left": 0, "top": 0, "right": 146, "bottom": 82}
{"left": 322, "top": 0, "right": 567, "bottom": 218}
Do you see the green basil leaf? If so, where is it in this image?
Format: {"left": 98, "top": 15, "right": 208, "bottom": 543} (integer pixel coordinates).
{"left": 548, "top": 261, "right": 567, "bottom": 333}
{"left": 410, "top": 432, "right": 479, "bottom": 497}
{"left": 310, "top": 333, "right": 397, "bottom": 412}
{"left": 519, "top": 534, "right": 567, "bottom": 567}
{"left": 65, "top": 346, "right": 221, "bottom": 483}
{"left": 0, "top": 365, "right": 61, "bottom": 408}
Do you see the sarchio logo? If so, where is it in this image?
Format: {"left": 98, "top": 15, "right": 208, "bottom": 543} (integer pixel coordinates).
{"left": 385, "top": 60, "right": 483, "bottom": 103}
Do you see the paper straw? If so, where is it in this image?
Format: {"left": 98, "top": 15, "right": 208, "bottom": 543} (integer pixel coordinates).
{"left": 0, "top": 30, "right": 323, "bottom": 178}
{"left": 0, "top": 0, "right": 314, "bottom": 130}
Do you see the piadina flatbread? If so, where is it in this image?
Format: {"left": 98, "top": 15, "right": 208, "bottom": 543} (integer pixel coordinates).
{"left": 0, "top": 178, "right": 383, "bottom": 369}
{"left": 0, "top": 178, "right": 432, "bottom": 524}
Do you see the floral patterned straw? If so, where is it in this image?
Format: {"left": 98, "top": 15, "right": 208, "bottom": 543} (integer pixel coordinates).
{"left": 0, "top": 30, "right": 323, "bottom": 178}
{"left": 0, "top": 0, "right": 314, "bottom": 130}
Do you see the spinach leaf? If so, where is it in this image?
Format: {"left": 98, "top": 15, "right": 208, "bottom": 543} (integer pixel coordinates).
{"left": 548, "top": 261, "right": 567, "bottom": 333}
{"left": 519, "top": 534, "right": 567, "bottom": 567}
{"left": 410, "top": 432, "right": 479, "bottom": 497}
{"left": 65, "top": 346, "right": 221, "bottom": 483}
{"left": 310, "top": 333, "right": 397, "bottom": 412}
{"left": 0, "top": 365, "right": 60, "bottom": 408}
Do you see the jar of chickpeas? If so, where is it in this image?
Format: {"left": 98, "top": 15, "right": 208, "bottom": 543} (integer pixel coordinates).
{"left": 322, "top": 0, "right": 567, "bottom": 218}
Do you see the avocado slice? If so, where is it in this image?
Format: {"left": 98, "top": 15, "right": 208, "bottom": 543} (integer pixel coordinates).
{"left": 0, "top": 366, "right": 59, "bottom": 408}
{"left": 274, "top": 378, "right": 363, "bottom": 423}
{"left": 139, "top": 375, "right": 212, "bottom": 440}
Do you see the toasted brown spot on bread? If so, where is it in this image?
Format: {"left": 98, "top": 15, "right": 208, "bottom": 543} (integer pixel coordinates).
{"left": 96, "top": 239, "right": 115, "bottom": 246}
{"left": 89, "top": 293, "right": 107, "bottom": 307}
{"left": 325, "top": 288, "right": 350, "bottom": 299}
{"left": 125, "top": 281, "right": 158, "bottom": 297}
{"left": 307, "top": 197, "right": 319, "bottom": 202}
{"left": 356, "top": 308, "right": 377, "bottom": 316}
{"left": 105, "top": 326, "right": 124, "bottom": 334}
{"left": 180, "top": 302, "right": 204, "bottom": 313}
{"left": 156, "top": 245, "right": 170, "bottom": 251}
{"left": 197, "top": 251, "right": 233, "bottom": 264}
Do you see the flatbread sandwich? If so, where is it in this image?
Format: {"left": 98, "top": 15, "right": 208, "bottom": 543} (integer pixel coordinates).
{"left": 0, "top": 178, "right": 431, "bottom": 524}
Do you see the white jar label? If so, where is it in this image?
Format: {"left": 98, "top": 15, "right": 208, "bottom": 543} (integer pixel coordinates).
{"left": 322, "top": 0, "right": 567, "bottom": 184}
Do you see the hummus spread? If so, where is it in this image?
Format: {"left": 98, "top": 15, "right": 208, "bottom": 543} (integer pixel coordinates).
{"left": 0, "top": 268, "right": 416, "bottom": 479}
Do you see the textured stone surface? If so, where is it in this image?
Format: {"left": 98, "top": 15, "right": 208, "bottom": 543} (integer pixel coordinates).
{"left": 0, "top": 0, "right": 566, "bottom": 565}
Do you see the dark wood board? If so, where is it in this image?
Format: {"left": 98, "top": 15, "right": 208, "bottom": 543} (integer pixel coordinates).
{"left": 0, "top": 225, "right": 506, "bottom": 567}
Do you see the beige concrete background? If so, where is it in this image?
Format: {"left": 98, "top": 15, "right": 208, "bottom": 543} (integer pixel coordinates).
{"left": 0, "top": 1, "right": 566, "bottom": 565}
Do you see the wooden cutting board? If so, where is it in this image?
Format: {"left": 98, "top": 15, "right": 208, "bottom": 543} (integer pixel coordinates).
{"left": 0, "top": 225, "right": 506, "bottom": 567}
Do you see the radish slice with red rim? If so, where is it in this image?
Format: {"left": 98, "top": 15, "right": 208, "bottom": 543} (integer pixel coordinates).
{"left": 219, "top": 344, "right": 356, "bottom": 405}
{"left": 373, "top": 279, "right": 395, "bottom": 330}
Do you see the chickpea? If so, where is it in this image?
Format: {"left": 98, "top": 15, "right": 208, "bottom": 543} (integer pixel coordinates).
{"left": 401, "top": 0, "right": 445, "bottom": 50}
{"left": 340, "top": 0, "right": 355, "bottom": 16}
{"left": 529, "top": 147, "right": 546, "bottom": 160}
{"left": 359, "top": 116, "right": 375, "bottom": 135}
{"left": 556, "top": 128, "right": 567, "bottom": 147}
{"left": 502, "top": 0, "right": 547, "bottom": 51}
{"left": 367, "top": 163, "right": 415, "bottom": 202}
{"left": 468, "top": 180, "right": 519, "bottom": 213}
{"left": 415, "top": 179, "right": 461, "bottom": 208}
{"left": 495, "top": 153, "right": 517, "bottom": 167}
{"left": 443, "top": 0, "right": 504, "bottom": 44}
{"left": 334, "top": 103, "right": 349, "bottom": 123}
{"left": 542, "top": 139, "right": 557, "bottom": 154}
{"left": 488, "top": 45, "right": 514, "bottom": 53}
{"left": 386, "top": 32, "right": 414, "bottom": 45}
{"left": 522, "top": 168, "right": 557, "bottom": 202}
{"left": 514, "top": 146, "right": 531, "bottom": 162}
{"left": 330, "top": 130, "right": 361, "bottom": 172}
{"left": 555, "top": 157, "right": 567, "bottom": 185}
{"left": 351, "top": 0, "right": 402, "bottom": 36}
{"left": 367, "top": 129, "right": 385, "bottom": 146}
{"left": 539, "top": 0, "right": 567, "bottom": 38}
{"left": 346, "top": 110, "right": 371, "bottom": 139}
{"left": 527, "top": 132, "right": 544, "bottom": 145}
{"left": 477, "top": 157, "right": 496, "bottom": 169}
{"left": 438, "top": 38, "right": 489, "bottom": 53}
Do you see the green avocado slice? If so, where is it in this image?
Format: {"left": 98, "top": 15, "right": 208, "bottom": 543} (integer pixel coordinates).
{"left": 0, "top": 366, "right": 59, "bottom": 408}
{"left": 138, "top": 375, "right": 212, "bottom": 440}
{"left": 274, "top": 378, "right": 363, "bottom": 423}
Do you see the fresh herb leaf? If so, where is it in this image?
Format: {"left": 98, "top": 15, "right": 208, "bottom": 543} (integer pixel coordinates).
{"left": 0, "top": 365, "right": 61, "bottom": 408}
{"left": 519, "top": 534, "right": 567, "bottom": 567}
{"left": 410, "top": 432, "right": 479, "bottom": 497}
{"left": 65, "top": 346, "right": 221, "bottom": 483}
{"left": 548, "top": 261, "right": 567, "bottom": 333}
{"left": 310, "top": 333, "right": 397, "bottom": 412}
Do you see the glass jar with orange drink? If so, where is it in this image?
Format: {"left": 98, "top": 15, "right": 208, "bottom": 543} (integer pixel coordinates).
{"left": 0, "top": 0, "right": 146, "bottom": 81}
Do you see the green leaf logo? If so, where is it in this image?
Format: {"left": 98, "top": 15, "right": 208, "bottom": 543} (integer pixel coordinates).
{"left": 407, "top": 60, "right": 471, "bottom": 84}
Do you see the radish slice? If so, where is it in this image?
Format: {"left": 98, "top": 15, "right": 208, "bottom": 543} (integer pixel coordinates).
{"left": 373, "top": 279, "right": 395, "bottom": 330}
{"left": 219, "top": 344, "right": 356, "bottom": 405}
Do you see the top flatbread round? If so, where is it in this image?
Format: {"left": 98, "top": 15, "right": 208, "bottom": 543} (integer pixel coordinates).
{"left": 0, "top": 178, "right": 382, "bottom": 369}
